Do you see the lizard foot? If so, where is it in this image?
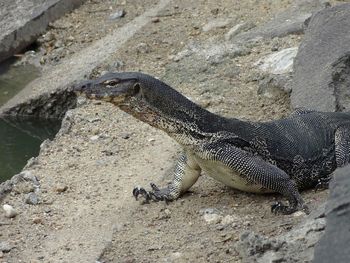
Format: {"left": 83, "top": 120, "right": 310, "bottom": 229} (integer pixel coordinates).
{"left": 271, "top": 201, "right": 310, "bottom": 215}
{"left": 314, "top": 177, "right": 331, "bottom": 192}
{"left": 271, "top": 201, "right": 297, "bottom": 215}
{"left": 133, "top": 183, "right": 172, "bottom": 204}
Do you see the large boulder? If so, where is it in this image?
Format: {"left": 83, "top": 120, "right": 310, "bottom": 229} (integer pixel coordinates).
{"left": 235, "top": 206, "right": 326, "bottom": 263}
{"left": 0, "top": 0, "right": 85, "bottom": 63}
{"left": 231, "top": 0, "right": 327, "bottom": 44}
{"left": 313, "top": 166, "right": 350, "bottom": 263}
{"left": 291, "top": 4, "right": 350, "bottom": 112}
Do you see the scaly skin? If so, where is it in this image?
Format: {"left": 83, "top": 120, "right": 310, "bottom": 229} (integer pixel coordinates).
{"left": 75, "top": 72, "right": 350, "bottom": 215}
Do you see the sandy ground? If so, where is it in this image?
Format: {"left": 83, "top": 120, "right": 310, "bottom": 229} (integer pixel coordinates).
{"left": 0, "top": 0, "right": 336, "bottom": 262}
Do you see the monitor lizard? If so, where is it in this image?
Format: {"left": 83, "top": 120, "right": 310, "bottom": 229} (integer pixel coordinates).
{"left": 74, "top": 72, "right": 350, "bottom": 215}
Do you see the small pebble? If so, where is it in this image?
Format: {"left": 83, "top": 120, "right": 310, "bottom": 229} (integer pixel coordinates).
{"left": 90, "top": 135, "right": 100, "bottom": 141}
{"left": 203, "top": 213, "right": 222, "bottom": 224}
{"left": 21, "top": 170, "right": 39, "bottom": 185}
{"left": 158, "top": 208, "right": 171, "bottom": 220}
{"left": 221, "top": 215, "right": 238, "bottom": 226}
{"left": 121, "top": 133, "right": 131, "bottom": 139}
{"left": 243, "top": 221, "right": 251, "bottom": 226}
{"left": 33, "top": 217, "right": 43, "bottom": 224}
{"left": 55, "top": 185, "right": 68, "bottom": 193}
{"left": 199, "top": 208, "right": 220, "bottom": 215}
{"left": 293, "top": 211, "right": 307, "bottom": 217}
{"left": 170, "top": 252, "right": 182, "bottom": 259}
{"left": 151, "top": 17, "right": 160, "bottom": 23}
{"left": 3, "top": 205, "right": 17, "bottom": 218}
{"left": 109, "top": 9, "right": 126, "bottom": 20}
{"left": 0, "top": 241, "right": 12, "bottom": 252}
{"left": 25, "top": 192, "right": 39, "bottom": 205}
{"left": 113, "top": 223, "right": 124, "bottom": 232}
{"left": 91, "top": 127, "right": 100, "bottom": 135}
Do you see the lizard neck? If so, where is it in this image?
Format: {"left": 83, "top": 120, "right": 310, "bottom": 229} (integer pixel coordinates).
{"left": 117, "top": 87, "right": 254, "bottom": 146}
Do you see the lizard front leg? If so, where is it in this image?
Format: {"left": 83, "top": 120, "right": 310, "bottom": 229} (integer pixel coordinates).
{"left": 133, "top": 152, "right": 201, "bottom": 203}
{"left": 200, "top": 142, "right": 308, "bottom": 215}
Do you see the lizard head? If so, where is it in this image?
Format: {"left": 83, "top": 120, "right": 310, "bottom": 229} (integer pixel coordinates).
{"left": 74, "top": 72, "right": 214, "bottom": 133}
{"left": 74, "top": 72, "right": 141, "bottom": 105}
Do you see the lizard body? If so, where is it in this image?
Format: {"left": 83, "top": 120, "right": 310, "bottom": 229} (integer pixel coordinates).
{"left": 75, "top": 72, "right": 350, "bottom": 214}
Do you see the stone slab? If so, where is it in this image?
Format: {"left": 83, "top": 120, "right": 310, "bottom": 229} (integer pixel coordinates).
{"left": 313, "top": 165, "right": 350, "bottom": 263}
{"left": 291, "top": 3, "right": 350, "bottom": 111}
{"left": 0, "top": 0, "right": 85, "bottom": 63}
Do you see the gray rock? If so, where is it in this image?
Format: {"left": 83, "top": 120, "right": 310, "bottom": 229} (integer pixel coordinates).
{"left": 57, "top": 111, "right": 74, "bottom": 136}
{"left": 0, "top": 241, "right": 13, "bottom": 252}
{"left": 236, "top": 205, "right": 326, "bottom": 263}
{"left": 202, "top": 18, "right": 232, "bottom": 32}
{"left": 313, "top": 166, "right": 350, "bottom": 263}
{"left": 258, "top": 73, "right": 293, "bottom": 98}
{"left": 231, "top": 0, "right": 327, "bottom": 44}
{"left": 24, "top": 157, "right": 39, "bottom": 169}
{"left": 255, "top": 47, "right": 296, "bottom": 97}
{"left": 225, "top": 22, "right": 256, "bottom": 41}
{"left": 235, "top": 231, "right": 283, "bottom": 262}
{"left": 25, "top": 192, "right": 39, "bottom": 205}
{"left": 3, "top": 204, "right": 17, "bottom": 218}
{"left": 20, "top": 170, "right": 40, "bottom": 186}
{"left": 171, "top": 39, "right": 250, "bottom": 65}
{"left": 0, "top": 0, "right": 85, "bottom": 63}
{"left": 256, "top": 47, "right": 298, "bottom": 75}
{"left": 291, "top": 4, "right": 350, "bottom": 111}
{"left": 0, "top": 180, "right": 14, "bottom": 201}
{"left": 199, "top": 208, "right": 221, "bottom": 215}
{"left": 0, "top": 170, "right": 39, "bottom": 201}
{"left": 109, "top": 9, "right": 126, "bottom": 20}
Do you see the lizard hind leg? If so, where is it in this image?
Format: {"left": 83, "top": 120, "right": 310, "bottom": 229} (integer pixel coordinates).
{"left": 315, "top": 124, "right": 350, "bottom": 194}
{"left": 201, "top": 142, "right": 309, "bottom": 215}
{"left": 335, "top": 125, "right": 350, "bottom": 167}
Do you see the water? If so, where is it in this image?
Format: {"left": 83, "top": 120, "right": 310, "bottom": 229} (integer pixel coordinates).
{"left": 0, "top": 59, "right": 61, "bottom": 182}
{"left": 0, "top": 58, "right": 41, "bottom": 106}
{"left": 0, "top": 117, "right": 61, "bottom": 182}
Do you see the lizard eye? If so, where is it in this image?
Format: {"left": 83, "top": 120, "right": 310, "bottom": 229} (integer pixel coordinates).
{"left": 103, "top": 79, "right": 119, "bottom": 86}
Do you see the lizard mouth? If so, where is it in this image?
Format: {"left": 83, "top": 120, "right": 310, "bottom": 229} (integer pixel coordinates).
{"left": 74, "top": 80, "right": 131, "bottom": 103}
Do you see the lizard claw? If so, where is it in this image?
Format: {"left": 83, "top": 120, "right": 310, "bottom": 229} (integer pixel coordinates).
{"left": 271, "top": 201, "right": 309, "bottom": 215}
{"left": 132, "top": 183, "right": 172, "bottom": 204}
{"left": 314, "top": 177, "right": 331, "bottom": 192}
{"left": 271, "top": 201, "right": 294, "bottom": 215}
{"left": 133, "top": 186, "right": 151, "bottom": 203}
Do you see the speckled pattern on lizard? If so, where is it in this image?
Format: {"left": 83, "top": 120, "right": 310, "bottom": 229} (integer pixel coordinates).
{"left": 74, "top": 72, "right": 350, "bottom": 215}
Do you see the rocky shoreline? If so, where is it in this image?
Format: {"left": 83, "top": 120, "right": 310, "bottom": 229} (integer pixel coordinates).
{"left": 1, "top": 0, "right": 350, "bottom": 262}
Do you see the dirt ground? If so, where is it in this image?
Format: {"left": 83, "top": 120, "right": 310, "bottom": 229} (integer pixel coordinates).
{"left": 0, "top": 0, "right": 337, "bottom": 262}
